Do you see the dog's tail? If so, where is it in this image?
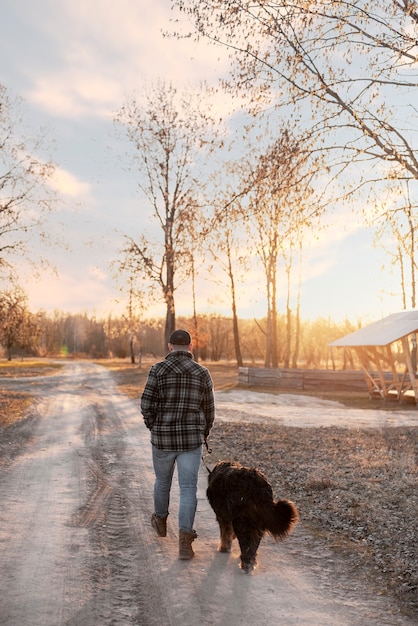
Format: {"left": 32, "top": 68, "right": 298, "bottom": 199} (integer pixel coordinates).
{"left": 262, "top": 499, "right": 299, "bottom": 540}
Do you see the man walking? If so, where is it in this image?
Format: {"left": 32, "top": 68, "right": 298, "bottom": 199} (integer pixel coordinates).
{"left": 141, "top": 329, "right": 215, "bottom": 560}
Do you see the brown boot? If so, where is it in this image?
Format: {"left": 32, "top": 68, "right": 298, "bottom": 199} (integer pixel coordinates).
{"left": 151, "top": 513, "right": 167, "bottom": 537}
{"left": 179, "top": 529, "right": 198, "bottom": 560}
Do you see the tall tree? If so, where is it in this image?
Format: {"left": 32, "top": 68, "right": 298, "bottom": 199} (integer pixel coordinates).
{"left": 0, "top": 84, "right": 55, "bottom": 279}
{"left": 207, "top": 220, "right": 245, "bottom": 366}
{"left": 377, "top": 180, "right": 417, "bottom": 309}
{"left": 204, "top": 159, "right": 251, "bottom": 367}
{"left": 115, "top": 81, "right": 218, "bottom": 344}
{"left": 246, "top": 130, "right": 316, "bottom": 367}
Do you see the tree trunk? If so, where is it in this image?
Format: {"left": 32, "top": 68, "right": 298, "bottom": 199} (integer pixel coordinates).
{"left": 292, "top": 243, "right": 303, "bottom": 369}
{"left": 164, "top": 299, "right": 175, "bottom": 347}
{"left": 164, "top": 279, "right": 176, "bottom": 346}
{"left": 129, "top": 335, "right": 135, "bottom": 364}
{"left": 292, "top": 299, "right": 301, "bottom": 369}
{"left": 227, "top": 243, "right": 243, "bottom": 367}
{"left": 231, "top": 297, "right": 243, "bottom": 367}
{"left": 265, "top": 277, "right": 272, "bottom": 368}
{"left": 406, "top": 205, "right": 416, "bottom": 309}
{"left": 191, "top": 254, "right": 199, "bottom": 361}
{"left": 284, "top": 262, "right": 292, "bottom": 368}
{"left": 164, "top": 239, "right": 176, "bottom": 345}
{"left": 271, "top": 263, "right": 278, "bottom": 368}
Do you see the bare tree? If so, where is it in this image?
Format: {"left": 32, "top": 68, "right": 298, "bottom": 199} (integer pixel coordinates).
{"left": 115, "top": 81, "right": 219, "bottom": 344}
{"left": 0, "top": 84, "right": 55, "bottom": 279}
{"left": 207, "top": 221, "right": 246, "bottom": 366}
{"left": 203, "top": 160, "right": 251, "bottom": 367}
{"left": 173, "top": 1, "right": 418, "bottom": 181}
{"left": 0, "top": 286, "right": 39, "bottom": 360}
{"left": 246, "top": 131, "right": 317, "bottom": 367}
{"left": 376, "top": 180, "right": 417, "bottom": 309}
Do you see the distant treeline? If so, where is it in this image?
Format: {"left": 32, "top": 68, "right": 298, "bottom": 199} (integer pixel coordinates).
{"left": 0, "top": 308, "right": 361, "bottom": 369}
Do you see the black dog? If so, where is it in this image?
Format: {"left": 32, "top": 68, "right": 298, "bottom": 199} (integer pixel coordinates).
{"left": 207, "top": 460, "right": 298, "bottom": 573}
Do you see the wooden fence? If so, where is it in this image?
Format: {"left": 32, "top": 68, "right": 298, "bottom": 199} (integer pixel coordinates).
{"left": 238, "top": 367, "right": 368, "bottom": 392}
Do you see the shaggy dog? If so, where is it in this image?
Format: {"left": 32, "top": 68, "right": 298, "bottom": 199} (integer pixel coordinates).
{"left": 207, "top": 460, "right": 298, "bottom": 573}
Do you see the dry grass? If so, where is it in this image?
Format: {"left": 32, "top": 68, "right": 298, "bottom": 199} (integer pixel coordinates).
{"left": 97, "top": 358, "right": 240, "bottom": 399}
{"left": 0, "top": 391, "right": 33, "bottom": 427}
{"left": 95, "top": 359, "right": 149, "bottom": 399}
{"left": 209, "top": 421, "right": 417, "bottom": 618}
{"left": 0, "top": 359, "right": 62, "bottom": 377}
{"left": 0, "top": 360, "right": 63, "bottom": 427}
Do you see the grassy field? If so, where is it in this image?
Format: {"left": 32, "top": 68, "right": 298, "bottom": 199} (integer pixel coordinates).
{"left": 0, "top": 360, "right": 63, "bottom": 427}
{"left": 0, "top": 359, "right": 63, "bottom": 376}
{"left": 99, "top": 358, "right": 240, "bottom": 398}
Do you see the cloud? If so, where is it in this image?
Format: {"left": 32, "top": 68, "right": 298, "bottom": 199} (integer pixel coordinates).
{"left": 20, "top": 0, "right": 231, "bottom": 120}
{"left": 28, "top": 76, "right": 121, "bottom": 119}
{"left": 48, "top": 165, "right": 91, "bottom": 198}
{"left": 90, "top": 266, "right": 107, "bottom": 282}
{"left": 24, "top": 267, "right": 122, "bottom": 316}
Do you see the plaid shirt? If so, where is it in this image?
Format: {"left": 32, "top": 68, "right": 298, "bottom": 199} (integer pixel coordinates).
{"left": 140, "top": 351, "right": 215, "bottom": 451}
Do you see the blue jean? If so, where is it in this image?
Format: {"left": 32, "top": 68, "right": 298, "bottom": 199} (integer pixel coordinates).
{"left": 152, "top": 445, "right": 202, "bottom": 533}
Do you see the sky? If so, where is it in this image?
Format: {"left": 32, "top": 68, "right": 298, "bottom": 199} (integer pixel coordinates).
{"left": 0, "top": 0, "right": 411, "bottom": 325}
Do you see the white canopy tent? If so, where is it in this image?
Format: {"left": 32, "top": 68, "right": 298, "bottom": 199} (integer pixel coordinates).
{"left": 330, "top": 311, "right": 418, "bottom": 404}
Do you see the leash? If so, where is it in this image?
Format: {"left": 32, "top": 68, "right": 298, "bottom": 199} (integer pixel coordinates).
{"left": 201, "top": 439, "right": 213, "bottom": 474}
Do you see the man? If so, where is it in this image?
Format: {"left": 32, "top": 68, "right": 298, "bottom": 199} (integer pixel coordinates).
{"left": 141, "top": 329, "right": 215, "bottom": 560}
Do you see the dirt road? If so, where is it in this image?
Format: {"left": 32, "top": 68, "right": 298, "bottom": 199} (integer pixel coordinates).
{"left": 0, "top": 362, "right": 415, "bottom": 625}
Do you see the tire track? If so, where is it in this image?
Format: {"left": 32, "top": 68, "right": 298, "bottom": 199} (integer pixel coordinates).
{"left": 71, "top": 389, "right": 172, "bottom": 625}
{"left": 0, "top": 363, "right": 172, "bottom": 625}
